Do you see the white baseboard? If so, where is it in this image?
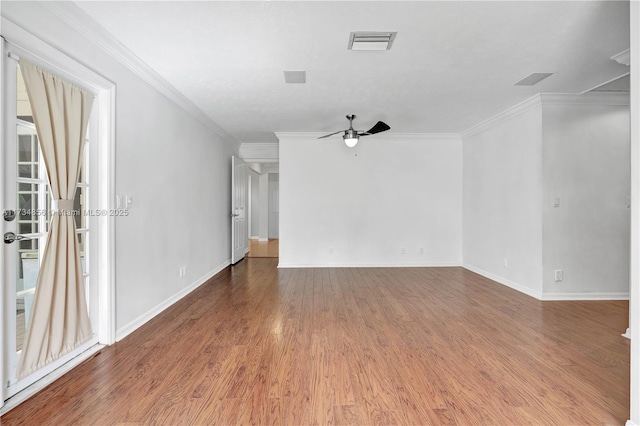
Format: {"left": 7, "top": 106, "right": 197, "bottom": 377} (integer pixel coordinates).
{"left": 626, "top": 420, "right": 639, "bottom": 426}
{"left": 462, "top": 264, "right": 631, "bottom": 301}
{"left": 541, "top": 292, "right": 630, "bottom": 301}
{"left": 258, "top": 238, "right": 269, "bottom": 242}
{"left": 115, "top": 259, "right": 230, "bottom": 341}
{"left": 462, "top": 263, "right": 543, "bottom": 299}
{"left": 277, "top": 261, "right": 461, "bottom": 268}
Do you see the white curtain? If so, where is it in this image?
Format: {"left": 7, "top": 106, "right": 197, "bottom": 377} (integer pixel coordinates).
{"left": 18, "top": 60, "right": 94, "bottom": 379}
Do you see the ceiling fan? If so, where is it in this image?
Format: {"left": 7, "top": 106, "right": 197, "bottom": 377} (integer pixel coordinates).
{"left": 318, "top": 114, "right": 390, "bottom": 147}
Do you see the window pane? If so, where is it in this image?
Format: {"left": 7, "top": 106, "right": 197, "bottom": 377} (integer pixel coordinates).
{"left": 16, "top": 242, "right": 40, "bottom": 352}
{"left": 18, "top": 165, "right": 34, "bottom": 179}
{"left": 18, "top": 135, "right": 31, "bottom": 162}
{"left": 18, "top": 223, "right": 32, "bottom": 235}
{"left": 16, "top": 125, "right": 39, "bottom": 179}
{"left": 18, "top": 191, "right": 34, "bottom": 215}
{"left": 19, "top": 237, "right": 37, "bottom": 251}
{"left": 17, "top": 183, "right": 48, "bottom": 235}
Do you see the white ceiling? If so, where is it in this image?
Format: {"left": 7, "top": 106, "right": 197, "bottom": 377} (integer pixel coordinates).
{"left": 74, "top": 1, "right": 630, "bottom": 144}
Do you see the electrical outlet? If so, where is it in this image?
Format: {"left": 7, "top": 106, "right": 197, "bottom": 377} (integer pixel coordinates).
{"left": 503, "top": 258, "right": 508, "bottom": 268}
{"left": 400, "top": 247, "right": 406, "bottom": 255}
{"left": 179, "top": 266, "right": 187, "bottom": 278}
{"left": 554, "top": 269, "right": 563, "bottom": 282}
{"left": 328, "top": 247, "right": 333, "bottom": 255}
{"left": 419, "top": 247, "right": 424, "bottom": 255}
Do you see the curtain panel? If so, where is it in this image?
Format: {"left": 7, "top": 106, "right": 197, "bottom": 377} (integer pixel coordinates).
{"left": 18, "top": 60, "right": 94, "bottom": 379}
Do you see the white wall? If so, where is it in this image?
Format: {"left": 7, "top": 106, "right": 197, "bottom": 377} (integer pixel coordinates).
{"left": 258, "top": 172, "right": 269, "bottom": 241}
{"left": 542, "top": 98, "right": 630, "bottom": 298}
{"left": 462, "top": 103, "right": 544, "bottom": 298}
{"left": 1, "top": 2, "right": 236, "bottom": 338}
{"left": 249, "top": 169, "right": 260, "bottom": 238}
{"left": 462, "top": 94, "right": 630, "bottom": 300}
{"left": 278, "top": 133, "right": 462, "bottom": 267}
{"left": 268, "top": 173, "right": 279, "bottom": 239}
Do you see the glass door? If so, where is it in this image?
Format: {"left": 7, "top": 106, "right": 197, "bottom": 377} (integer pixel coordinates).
{"left": 2, "top": 49, "right": 97, "bottom": 401}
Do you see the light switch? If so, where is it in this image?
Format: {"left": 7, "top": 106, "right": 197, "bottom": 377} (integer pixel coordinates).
{"left": 553, "top": 197, "right": 560, "bottom": 208}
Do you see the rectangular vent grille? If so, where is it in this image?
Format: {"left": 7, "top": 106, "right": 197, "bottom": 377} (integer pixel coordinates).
{"left": 514, "top": 72, "right": 554, "bottom": 86}
{"left": 348, "top": 32, "right": 397, "bottom": 51}
{"left": 283, "top": 70, "right": 306, "bottom": 84}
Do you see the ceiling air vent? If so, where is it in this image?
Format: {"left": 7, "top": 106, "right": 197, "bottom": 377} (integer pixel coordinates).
{"left": 348, "top": 32, "right": 397, "bottom": 51}
{"left": 514, "top": 73, "right": 554, "bottom": 86}
{"left": 283, "top": 70, "right": 306, "bottom": 84}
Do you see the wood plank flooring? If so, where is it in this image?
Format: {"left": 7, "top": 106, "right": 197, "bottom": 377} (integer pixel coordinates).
{"left": 1, "top": 259, "right": 629, "bottom": 425}
{"left": 247, "top": 239, "right": 279, "bottom": 258}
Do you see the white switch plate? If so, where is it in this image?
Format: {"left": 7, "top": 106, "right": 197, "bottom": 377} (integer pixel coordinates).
{"left": 553, "top": 197, "right": 560, "bottom": 208}
{"left": 554, "top": 269, "right": 563, "bottom": 282}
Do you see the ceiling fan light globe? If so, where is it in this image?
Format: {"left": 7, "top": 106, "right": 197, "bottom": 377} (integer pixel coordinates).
{"left": 344, "top": 136, "right": 359, "bottom": 148}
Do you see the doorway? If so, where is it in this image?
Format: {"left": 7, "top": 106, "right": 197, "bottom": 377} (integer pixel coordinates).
{"left": 246, "top": 164, "right": 279, "bottom": 258}
{"left": 247, "top": 239, "right": 279, "bottom": 258}
{"left": 1, "top": 25, "right": 115, "bottom": 411}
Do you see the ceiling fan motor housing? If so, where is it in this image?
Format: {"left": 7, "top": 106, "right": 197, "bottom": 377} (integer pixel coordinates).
{"left": 344, "top": 129, "right": 358, "bottom": 138}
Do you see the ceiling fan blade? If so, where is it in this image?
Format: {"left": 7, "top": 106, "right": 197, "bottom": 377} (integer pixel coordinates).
{"left": 317, "top": 130, "right": 346, "bottom": 139}
{"left": 362, "top": 121, "right": 390, "bottom": 136}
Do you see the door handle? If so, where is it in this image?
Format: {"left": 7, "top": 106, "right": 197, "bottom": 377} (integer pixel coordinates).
{"left": 231, "top": 213, "right": 240, "bottom": 217}
{"left": 4, "top": 232, "right": 32, "bottom": 244}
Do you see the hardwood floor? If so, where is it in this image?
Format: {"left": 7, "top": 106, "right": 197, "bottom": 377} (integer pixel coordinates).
{"left": 1, "top": 259, "right": 629, "bottom": 425}
{"left": 247, "top": 239, "right": 279, "bottom": 258}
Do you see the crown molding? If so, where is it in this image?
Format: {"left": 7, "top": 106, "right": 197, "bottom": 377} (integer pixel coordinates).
{"left": 580, "top": 72, "right": 630, "bottom": 94}
{"left": 611, "top": 48, "right": 630, "bottom": 66}
{"left": 239, "top": 143, "right": 279, "bottom": 162}
{"left": 0, "top": 17, "right": 114, "bottom": 93}
{"left": 462, "top": 92, "right": 630, "bottom": 139}
{"left": 540, "top": 92, "right": 630, "bottom": 106}
{"left": 275, "top": 132, "right": 460, "bottom": 141}
{"left": 384, "top": 133, "right": 461, "bottom": 141}
{"left": 462, "top": 94, "right": 542, "bottom": 139}
{"left": 276, "top": 132, "right": 340, "bottom": 140}
{"left": 41, "top": 2, "right": 238, "bottom": 149}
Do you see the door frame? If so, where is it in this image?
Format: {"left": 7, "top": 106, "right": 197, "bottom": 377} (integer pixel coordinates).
{"left": 1, "top": 18, "right": 116, "bottom": 409}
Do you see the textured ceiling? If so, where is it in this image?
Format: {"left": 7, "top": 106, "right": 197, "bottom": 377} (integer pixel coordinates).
{"left": 74, "top": 1, "right": 630, "bottom": 144}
